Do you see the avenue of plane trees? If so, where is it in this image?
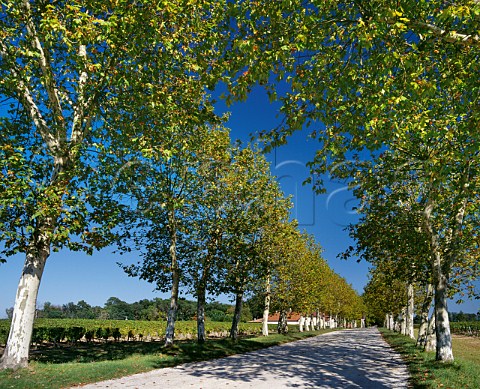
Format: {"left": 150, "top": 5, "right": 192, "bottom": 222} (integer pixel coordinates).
{"left": 0, "top": 0, "right": 479, "bottom": 369}
{"left": 0, "top": 0, "right": 364, "bottom": 369}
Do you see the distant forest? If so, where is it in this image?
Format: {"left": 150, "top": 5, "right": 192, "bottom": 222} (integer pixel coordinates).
{"left": 4, "top": 297, "right": 258, "bottom": 323}
{"left": 4, "top": 297, "right": 477, "bottom": 323}
{"left": 448, "top": 311, "right": 479, "bottom": 323}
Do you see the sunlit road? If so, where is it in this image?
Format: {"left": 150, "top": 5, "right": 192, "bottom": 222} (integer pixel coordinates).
{"left": 76, "top": 327, "right": 409, "bottom": 388}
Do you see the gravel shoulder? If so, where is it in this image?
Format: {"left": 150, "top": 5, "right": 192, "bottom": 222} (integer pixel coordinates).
{"left": 76, "top": 327, "right": 409, "bottom": 389}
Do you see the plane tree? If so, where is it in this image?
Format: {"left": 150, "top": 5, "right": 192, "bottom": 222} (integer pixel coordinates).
{"left": 224, "top": 0, "right": 480, "bottom": 362}
{"left": 113, "top": 124, "right": 230, "bottom": 346}
{"left": 363, "top": 264, "right": 408, "bottom": 328}
{"left": 217, "top": 146, "right": 291, "bottom": 340}
{"left": 344, "top": 147, "right": 479, "bottom": 358}
{"left": 0, "top": 0, "right": 241, "bottom": 369}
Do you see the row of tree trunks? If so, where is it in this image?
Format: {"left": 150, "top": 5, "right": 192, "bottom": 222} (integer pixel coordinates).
{"left": 386, "top": 281, "right": 442, "bottom": 357}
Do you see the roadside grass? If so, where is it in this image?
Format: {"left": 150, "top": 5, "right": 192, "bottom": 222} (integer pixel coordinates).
{"left": 0, "top": 329, "right": 335, "bottom": 389}
{"left": 380, "top": 328, "right": 480, "bottom": 389}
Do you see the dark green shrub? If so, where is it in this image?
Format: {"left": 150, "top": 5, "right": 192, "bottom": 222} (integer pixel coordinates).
{"left": 127, "top": 329, "right": 135, "bottom": 340}
{"left": 65, "top": 326, "right": 85, "bottom": 343}
{"left": 31, "top": 327, "right": 45, "bottom": 344}
{"left": 95, "top": 327, "right": 112, "bottom": 341}
{"left": 112, "top": 328, "right": 122, "bottom": 341}
{"left": 0, "top": 327, "right": 10, "bottom": 345}
{"left": 85, "top": 329, "right": 94, "bottom": 342}
{"left": 46, "top": 327, "right": 65, "bottom": 345}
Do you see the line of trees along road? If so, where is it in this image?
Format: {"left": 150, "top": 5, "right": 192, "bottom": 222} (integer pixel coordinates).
{"left": 0, "top": 1, "right": 363, "bottom": 370}
{"left": 2, "top": 0, "right": 477, "bottom": 369}
{"left": 220, "top": 0, "right": 480, "bottom": 362}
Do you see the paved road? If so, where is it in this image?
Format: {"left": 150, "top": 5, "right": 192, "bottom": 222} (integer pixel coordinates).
{"left": 76, "top": 327, "right": 409, "bottom": 388}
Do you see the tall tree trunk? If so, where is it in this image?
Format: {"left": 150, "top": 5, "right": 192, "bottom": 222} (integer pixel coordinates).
{"left": 425, "top": 312, "right": 436, "bottom": 352}
{"left": 262, "top": 276, "right": 271, "bottom": 336}
{"left": 416, "top": 284, "right": 434, "bottom": 347}
{"left": 196, "top": 280, "right": 207, "bottom": 344}
{"left": 1, "top": 158, "right": 64, "bottom": 369}
{"left": 197, "top": 232, "right": 218, "bottom": 344}
{"left": 230, "top": 290, "right": 243, "bottom": 340}
{"left": 0, "top": 247, "right": 49, "bottom": 369}
{"left": 277, "top": 309, "right": 288, "bottom": 334}
{"left": 299, "top": 315, "right": 305, "bottom": 332}
{"left": 424, "top": 202, "right": 454, "bottom": 362}
{"left": 406, "top": 284, "right": 415, "bottom": 339}
{"left": 165, "top": 210, "right": 179, "bottom": 347}
{"left": 306, "top": 315, "right": 312, "bottom": 331}
{"left": 165, "top": 266, "right": 180, "bottom": 347}
{"left": 400, "top": 307, "right": 407, "bottom": 336}
{"left": 434, "top": 264, "right": 454, "bottom": 361}
{"left": 196, "top": 256, "right": 212, "bottom": 344}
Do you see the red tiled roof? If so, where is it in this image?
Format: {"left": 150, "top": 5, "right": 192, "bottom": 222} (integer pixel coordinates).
{"left": 250, "top": 311, "right": 329, "bottom": 323}
{"left": 267, "top": 312, "right": 301, "bottom": 322}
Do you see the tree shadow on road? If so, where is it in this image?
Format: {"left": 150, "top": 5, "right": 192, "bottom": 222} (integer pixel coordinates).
{"left": 161, "top": 328, "right": 409, "bottom": 388}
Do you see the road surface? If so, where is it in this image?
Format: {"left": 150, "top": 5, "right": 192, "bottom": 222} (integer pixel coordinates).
{"left": 76, "top": 327, "right": 409, "bottom": 388}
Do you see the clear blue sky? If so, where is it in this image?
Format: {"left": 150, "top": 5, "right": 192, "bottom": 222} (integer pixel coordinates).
{"left": 0, "top": 85, "right": 478, "bottom": 318}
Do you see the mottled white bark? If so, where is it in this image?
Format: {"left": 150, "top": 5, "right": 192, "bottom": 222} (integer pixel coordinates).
{"left": 406, "top": 284, "right": 415, "bottom": 339}
{"left": 425, "top": 313, "right": 436, "bottom": 352}
{"left": 434, "top": 270, "right": 454, "bottom": 361}
{"left": 424, "top": 202, "right": 455, "bottom": 362}
{"left": 389, "top": 314, "right": 394, "bottom": 331}
{"left": 0, "top": 249, "right": 48, "bottom": 369}
{"left": 299, "top": 316, "right": 305, "bottom": 332}
{"left": 400, "top": 307, "right": 407, "bottom": 336}
{"left": 165, "top": 211, "right": 179, "bottom": 347}
{"left": 305, "top": 316, "right": 311, "bottom": 331}
{"left": 196, "top": 284, "right": 206, "bottom": 344}
{"left": 262, "top": 278, "right": 271, "bottom": 336}
{"left": 416, "top": 284, "right": 434, "bottom": 347}
{"left": 165, "top": 271, "right": 179, "bottom": 346}
{"left": 394, "top": 319, "right": 400, "bottom": 332}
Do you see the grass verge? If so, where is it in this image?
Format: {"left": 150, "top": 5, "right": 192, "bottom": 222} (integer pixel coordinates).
{"left": 379, "top": 328, "right": 480, "bottom": 389}
{"left": 0, "top": 329, "right": 335, "bottom": 389}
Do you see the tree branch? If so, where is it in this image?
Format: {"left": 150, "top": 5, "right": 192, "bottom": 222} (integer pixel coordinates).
{"left": 21, "top": 0, "right": 64, "bottom": 125}
{"left": 70, "top": 44, "right": 89, "bottom": 146}
{"left": 0, "top": 43, "right": 61, "bottom": 155}
{"left": 410, "top": 20, "right": 480, "bottom": 47}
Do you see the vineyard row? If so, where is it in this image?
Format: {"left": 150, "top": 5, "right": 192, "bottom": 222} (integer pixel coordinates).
{"left": 450, "top": 321, "right": 480, "bottom": 337}
{"left": 0, "top": 319, "right": 266, "bottom": 345}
